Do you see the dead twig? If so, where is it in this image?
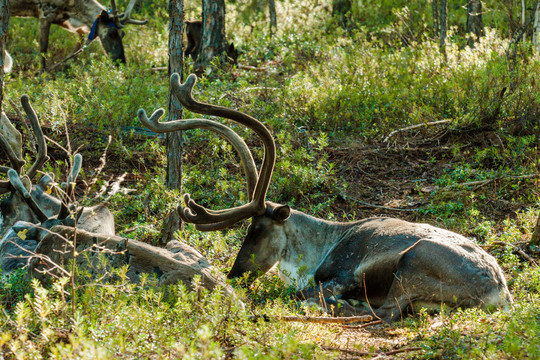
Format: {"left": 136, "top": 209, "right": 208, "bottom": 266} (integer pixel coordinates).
{"left": 482, "top": 241, "right": 538, "bottom": 266}
{"left": 443, "top": 173, "right": 540, "bottom": 190}
{"left": 237, "top": 64, "right": 268, "bottom": 72}
{"left": 341, "top": 319, "right": 383, "bottom": 330}
{"left": 379, "top": 347, "right": 423, "bottom": 357}
{"left": 348, "top": 196, "right": 420, "bottom": 212}
{"left": 280, "top": 315, "right": 373, "bottom": 324}
{"left": 88, "top": 135, "right": 112, "bottom": 193}
{"left": 322, "top": 345, "right": 422, "bottom": 358}
{"left": 46, "top": 40, "right": 95, "bottom": 72}
{"left": 383, "top": 119, "right": 452, "bottom": 142}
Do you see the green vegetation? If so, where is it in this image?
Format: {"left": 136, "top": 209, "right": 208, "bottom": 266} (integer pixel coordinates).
{"left": 1, "top": 0, "right": 540, "bottom": 358}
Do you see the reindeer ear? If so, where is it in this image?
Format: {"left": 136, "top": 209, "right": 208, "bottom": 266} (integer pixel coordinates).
{"left": 99, "top": 10, "right": 111, "bottom": 22}
{"left": 37, "top": 174, "right": 53, "bottom": 192}
{"left": 271, "top": 205, "right": 290, "bottom": 222}
{"left": 21, "top": 175, "right": 32, "bottom": 192}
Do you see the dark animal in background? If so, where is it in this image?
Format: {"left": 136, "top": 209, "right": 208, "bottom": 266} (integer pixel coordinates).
{"left": 139, "top": 73, "right": 514, "bottom": 323}
{"left": 8, "top": 0, "right": 147, "bottom": 66}
{"left": 184, "top": 20, "right": 238, "bottom": 62}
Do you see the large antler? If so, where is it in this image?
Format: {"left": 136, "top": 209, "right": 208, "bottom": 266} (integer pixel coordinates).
{"left": 6, "top": 169, "right": 48, "bottom": 222}
{"left": 0, "top": 95, "right": 49, "bottom": 195}
{"left": 139, "top": 73, "right": 276, "bottom": 231}
{"left": 21, "top": 95, "right": 49, "bottom": 180}
{"left": 110, "top": 0, "right": 148, "bottom": 28}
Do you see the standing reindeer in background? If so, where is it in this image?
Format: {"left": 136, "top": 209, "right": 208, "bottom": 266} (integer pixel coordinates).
{"left": 9, "top": 0, "right": 147, "bottom": 67}
{"left": 138, "top": 73, "right": 513, "bottom": 322}
{"left": 0, "top": 95, "right": 114, "bottom": 273}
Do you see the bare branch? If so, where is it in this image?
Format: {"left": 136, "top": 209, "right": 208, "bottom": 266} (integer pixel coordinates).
{"left": 280, "top": 315, "right": 373, "bottom": 324}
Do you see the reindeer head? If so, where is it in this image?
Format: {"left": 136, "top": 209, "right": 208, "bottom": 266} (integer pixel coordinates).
{"left": 228, "top": 202, "right": 291, "bottom": 280}
{"left": 89, "top": 0, "right": 148, "bottom": 64}
{"left": 0, "top": 96, "right": 83, "bottom": 238}
{"left": 139, "top": 73, "right": 287, "bottom": 281}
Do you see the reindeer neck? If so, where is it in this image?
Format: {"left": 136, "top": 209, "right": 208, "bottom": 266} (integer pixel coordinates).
{"left": 278, "top": 209, "right": 356, "bottom": 287}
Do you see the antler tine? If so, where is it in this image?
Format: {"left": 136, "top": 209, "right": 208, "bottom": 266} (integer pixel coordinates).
{"left": 0, "top": 112, "right": 26, "bottom": 194}
{"left": 20, "top": 95, "right": 49, "bottom": 181}
{"left": 58, "top": 153, "right": 82, "bottom": 220}
{"left": 110, "top": 0, "right": 118, "bottom": 16}
{"left": 119, "top": 0, "right": 148, "bottom": 25}
{"left": 0, "top": 133, "right": 25, "bottom": 174}
{"left": 138, "top": 108, "right": 258, "bottom": 200}
{"left": 169, "top": 73, "right": 276, "bottom": 226}
{"left": 7, "top": 169, "right": 49, "bottom": 222}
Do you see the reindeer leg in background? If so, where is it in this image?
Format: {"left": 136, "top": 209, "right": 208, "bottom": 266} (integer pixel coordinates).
{"left": 38, "top": 8, "right": 55, "bottom": 70}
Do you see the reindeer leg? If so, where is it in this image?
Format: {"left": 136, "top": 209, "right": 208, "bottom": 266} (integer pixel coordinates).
{"left": 296, "top": 278, "right": 371, "bottom": 317}
{"left": 38, "top": 18, "right": 53, "bottom": 70}
{"left": 372, "top": 242, "right": 457, "bottom": 323}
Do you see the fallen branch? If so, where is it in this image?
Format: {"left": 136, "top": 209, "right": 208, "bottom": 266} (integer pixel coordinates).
{"left": 384, "top": 119, "right": 451, "bottom": 142}
{"left": 237, "top": 64, "right": 268, "bottom": 72}
{"left": 444, "top": 173, "right": 540, "bottom": 190}
{"left": 341, "top": 319, "right": 383, "bottom": 330}
{"left": 380, "top": 347, "right": 423, "bottom": 357}
{"left": 280, "top": 315, "right": 373, "bottom": 324}
{"left": 348, "top": 196, "right": 420, "bottom": 212}
{"left": 483, "top": 241, "right": 538, "bottom": 266}
{"left": 322, "top": 345, "right": 422, "bottom": 358}
{"left": 46, "top": 40, "right": 95, "bottom": 72}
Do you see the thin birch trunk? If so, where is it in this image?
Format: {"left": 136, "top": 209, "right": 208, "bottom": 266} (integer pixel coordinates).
{"left": 0, "top": 0, "right": 9, "bottom": 113}
{"left": 162, "top": 0, "right": 184, "bottom": 244}
{"left": 268, "top": 0, "right": 277, "bottom": 34}
{"left": 332, "top": 0, "right": 351, "bottom": 28}
{"left": 439, "top": 0, "right": 447, "bottom": 60}
{"left": 197, "top": 0, "right": 227, "bottom": 68}
{"left": 467, "top": 0, "right": 483, "bottom": 47}
{"left": 531, "top": 214, "right": 540, "bottom": 247}
{"left": 432, "top": 0, "right": 439, "bottom": 38}
{"left": 534, "top": 1, "right": 540, "bottom": 53}
{"left": 522, "top": 0, "right": 527, "bottom": 42}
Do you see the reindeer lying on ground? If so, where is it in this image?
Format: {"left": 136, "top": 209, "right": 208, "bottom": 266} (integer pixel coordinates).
{"left": 0, "top": 95, "right": 114, "bottom": 273}
{"left": 184, "top": 20, "right": 238, "bottom": 63}
{"left": 0, "top": 95, "right": 237, "bottom": 301}
{"left": 138, "top": 73, "right": 513, "bottom": 322}
{"left": 9, "top": 0, "right": 147, "bottom": 67}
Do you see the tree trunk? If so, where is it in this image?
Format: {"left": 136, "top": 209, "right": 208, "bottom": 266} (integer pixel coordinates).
{"left": 268, "top": 0, "right": 277, "bottom": 34}
{"left": 432, "top": 0, "right": 440, "bottom": 38}
{"left": 534, "top": 1, "right": 540, "bottom": 53}
{"left": 332, "top": 0, "right": 351, "bottom": 28}
{"left": 162, "top": 0, "right": 184, "bottom": 244}
{"left": 0, "top": 0, "right": 9, "bottom": 113}
{"left": 531, "top": 214, "right": 540, "bottom": 247}
{"left": 196, "top": 0, "right": 228, "bottom": 69}
{"left": 467, "top": 0, "right": 483, "bottom": 47}
{"left": 522, "top": 0, "right": 527, "bottom": 42}
{"left": 439, "top": 0, "right": 447, "bottom": 60}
